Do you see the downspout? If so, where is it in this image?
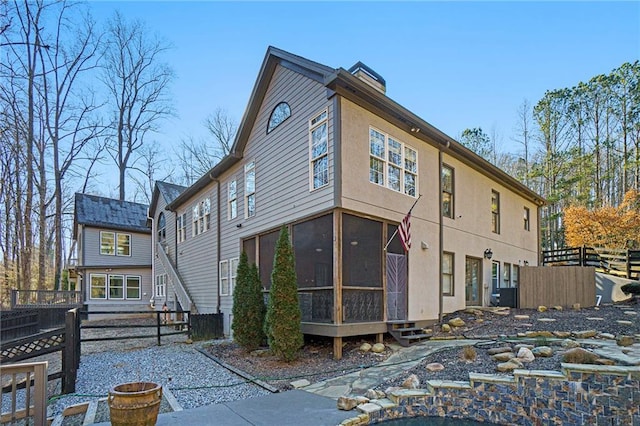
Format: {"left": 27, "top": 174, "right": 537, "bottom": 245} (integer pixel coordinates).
{"left": 438, "top": 148, "right": 444, "bottom": 322}
{"left": 148, "top": 214, "right": 155, "bottom": 309}
{"left": 215, "top": 176, "right": 221, "bottom": 314}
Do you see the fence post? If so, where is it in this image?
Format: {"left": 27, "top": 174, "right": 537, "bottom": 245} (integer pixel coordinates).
{"left": 627, "top": 249, "right": 631, "bottom": 279}
{"left": 156, "top": 311, "right": 162, "bottom": 346}
{"left": 63, "top": 309, "right": 78, "bottom": 394}
{"left": 10, "top": 289, "right": 16, "bottom": 308}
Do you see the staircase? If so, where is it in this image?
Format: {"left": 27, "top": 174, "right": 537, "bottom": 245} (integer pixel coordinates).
{"left": 156, "top": 242, "right": 196, "bottom": 313}
{"left": 387, "top": 321, "right": 432, "bottom": 347}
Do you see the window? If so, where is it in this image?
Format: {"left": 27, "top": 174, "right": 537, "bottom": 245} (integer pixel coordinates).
{"left": 442, "top": 165, "right": 454, "bottom": 218}
{"left": 108, "top": 275, "right": 124, "bottom": 299}
{"left": 126, "top": 276, "right": 141, "bottom": 299}
{"left": 524, "top": 207, "right": 530, "bottom": 231}
{"left": 100, "top": 232, "right": 115, "bottom": 255}
{"left": 230, "top": 258, "right": 238, "bottom": 295}
{"left": 503, "top": 263, "right": 511, "bottom": 288}
{"left": 176, "top": 213, "right": 186, "bottom": 243}
{"left": 100, "top": 231, "right": 130, "bottom": 256}
{"left": 155, "top": 274, "right": 166, "bottom": 298}
{"left": 90, "top": 274, "right": 107, "bottom": 299}
{"left": 228, "top": 180, "right": 237, "bottom": 220}
{"left": 259, "top": 229, "right": 280, "bottom": 289}
{"left": 442, "top": 252, "right": 454, "bottom": 296}
{"left": 491, "top": 190, "right": 500, "bottom": 234}
{"left": 192, "top": 198, "right": 211, "bottom": 236}
{"left": 267, "top": 102, "right": 291, "bottom": 133}
{"left": 369, "top": 128, "right": 417, "bottom": 196}
{"left": 245, "top": 161, "right": 256, "bottom": 218}
{"left": 310, "top": 110, "right": 329, "bottom": 190}
{"left": 220, "top": 260, "right": 229, "bottom": 296}
{"left": 158, "top": 213, "right": 166, "bottom": 242}
{"left": 512, "top": 265, "right": 519, "bottom": 288}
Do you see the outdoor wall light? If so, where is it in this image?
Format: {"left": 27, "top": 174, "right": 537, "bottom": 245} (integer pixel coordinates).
{"left": 484, "top": 248, "right": 493, "bottom": 259}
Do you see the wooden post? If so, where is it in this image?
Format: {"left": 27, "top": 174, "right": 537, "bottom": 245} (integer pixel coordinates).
{"left": 333, "top": 336, "right": 342, "bottom": 360}
{"left": 627, "top": 249, "right": 631, "bottom": 279}
{"left": 156, "top": 311, "right": 162, "bottom": 346}
{"left": 63, "top": 309, "right": 77, "bottom": 394}
{"left": 376, "top": 333, "right": 384, "bottom": 344}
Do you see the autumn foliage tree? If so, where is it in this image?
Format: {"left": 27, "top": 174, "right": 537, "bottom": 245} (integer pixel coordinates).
{"left": 564, "top": 190, "right": 640, "bottom": 249}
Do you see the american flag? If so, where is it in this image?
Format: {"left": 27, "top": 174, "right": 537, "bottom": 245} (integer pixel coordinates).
{"left": 398, "top": 211, "right": 411, "bottom": 252}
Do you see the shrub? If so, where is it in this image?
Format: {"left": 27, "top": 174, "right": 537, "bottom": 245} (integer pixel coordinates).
{"left": 232, "top": 251, "right": 266, "bottom": 351}
{"left": 264, "top": 226, "right": 303, "bottom": 362}
{"left": 460, "top": 345, "right": 477, "bottom": 362}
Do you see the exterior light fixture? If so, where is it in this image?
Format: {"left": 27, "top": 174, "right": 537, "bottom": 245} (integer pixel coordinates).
{"left": 484, "top": 249, "right": 493, "bottom": 259}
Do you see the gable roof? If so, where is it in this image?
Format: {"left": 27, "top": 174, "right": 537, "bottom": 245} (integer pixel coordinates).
{"left": 149, "top": 181, "right": 187, "bottom": 215}
{"left": 74, "top": 193, "right": 151, "bottom": 237}
{"left": 167, "top": 46, "right": 545, "bottom": 211}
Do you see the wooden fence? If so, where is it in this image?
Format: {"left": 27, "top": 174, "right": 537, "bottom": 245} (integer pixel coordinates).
{"left": 11, "top": 289, "right": 83, "bottom": 308}
{"left": 542, "top": 246, "right": 640, "bottom": 279}
{"left": 519, "top": 266, "right": 596, "bottom": 309}
{"left": 1, "top": 307, "right": 71, "bottom": 341}
{"left": 0, "top": 361, "right": 48, "bottom": 426}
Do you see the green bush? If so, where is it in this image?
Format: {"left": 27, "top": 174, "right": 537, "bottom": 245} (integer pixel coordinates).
{"left": 264, "top": 226, "right": 303, "bottom": 362}
{"left": 231, "top": 251, "right": 266, "bottom": 351}
{"left": 621, "top": 282, "right": 640, "bottom": 295}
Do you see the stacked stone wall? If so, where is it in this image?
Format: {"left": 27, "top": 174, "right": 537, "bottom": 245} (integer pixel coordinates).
{"left": 340, "top": 364, "right": 640, "bottom": 425}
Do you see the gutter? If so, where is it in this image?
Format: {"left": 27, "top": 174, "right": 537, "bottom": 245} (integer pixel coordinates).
{"left": 147, "top": 214, "right": 156, "bottom": 309}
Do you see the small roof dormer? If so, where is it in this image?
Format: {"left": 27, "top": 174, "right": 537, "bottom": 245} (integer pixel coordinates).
{"left": 348, "top": 61, "right": 386, "bottom": 94}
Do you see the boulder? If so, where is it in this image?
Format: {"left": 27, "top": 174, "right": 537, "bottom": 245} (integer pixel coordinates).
{"left": 426, "top": 362, "right": 445, "bottom": 372}
{"left": 402, "top": 374, "right": 420, "bottom": 389}
{"left": 487, "top": 346, "right": 512, "bottom": 355}
{"left": 572, "top": 330, "right": 597, "bottom": 339}
{"left": 371, "top": 343, "right": 386, "bottom": 353}
{"left": 561, "top": 339, "right": 580, "bottom": 349}
{"left": 553, "top": 306, "right": 563, "bottom": 311}
{"left": 365, "top": 389, "right": 386, "bottom": 400}
{"left": 531, "top": 346, "right": 553, "bottom": 357}
{"left": 616, "top": 336, "right": 635, "bottom": 347}
{"left": 496, "top": 359, "right": 523, "bottom": 372}
{"left": 492, "top": 352, "right": 515, "bottom": 362}
{"left": 441, "top": 324, "right": 451, "bottom": 333}
{"left": 553, "top": 331, "right": 572, "bottom": 338}
{"left": 537, "top": 305, "right": 548, "bottom": 312}
{"left": 359, "top": 342, "right": 372, "bottom": 352}
{"left": 572, "top": 303, "right": 581, "bottom": 311}
{"left": 513, "top": 344, "right": 534, "bottom": 352}
{"left": 337, "top": 396, "right": 359, "bottom": 411}
{"left": 448, "top": 317, "right": 466, "bottom": 328}
{"left": 596, "top": 358, "right": 616, "bottom": 366}
{"left": 598, "top": 333, "right": 616, "bottom": 340}
{"left": 562, "top": 347, "right": 600, "bottom": 364}
{"left": 517, "top": 347, "right": 535, "bottom": 363}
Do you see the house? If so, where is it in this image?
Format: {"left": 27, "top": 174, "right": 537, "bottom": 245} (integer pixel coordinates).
{"left": 149, "top": 47, "right": 544, "bottom": 357}
{"left": 73, "top": 193, "right": 153, "bottom": 317}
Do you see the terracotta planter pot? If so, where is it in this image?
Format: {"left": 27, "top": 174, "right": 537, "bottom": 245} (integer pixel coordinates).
{"left": 108, "top": 382, "right": 162, "bottom": 426}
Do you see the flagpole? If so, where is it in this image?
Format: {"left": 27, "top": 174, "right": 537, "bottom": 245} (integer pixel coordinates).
{"left": 383, "top": 194, "right": 422, "bottom": 251}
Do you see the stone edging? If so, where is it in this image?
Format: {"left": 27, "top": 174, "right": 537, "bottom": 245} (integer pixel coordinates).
{"left": 339, "top": 363, "right": 640, "bottom": 425}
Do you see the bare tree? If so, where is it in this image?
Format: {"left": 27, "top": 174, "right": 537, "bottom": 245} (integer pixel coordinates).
{"left": 176, "top": 108, "right": 236, "bottom": 184}
{"left": 101, "top": 11, "right": 174, "bottom": 200}
{"left": 513, "top": 99, "right": 532, "bottom": 185}
{"left": 129, "top": 143, "right": 174, "bottom": 204}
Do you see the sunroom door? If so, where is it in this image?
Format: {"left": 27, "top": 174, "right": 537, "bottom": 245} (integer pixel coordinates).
{"left": 386, "top": 253, "right": 407, "bottom": 321}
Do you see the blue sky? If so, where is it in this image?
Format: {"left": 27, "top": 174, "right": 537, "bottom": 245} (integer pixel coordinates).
{"left": 89, "top": 1, "right": 639, "bottom": 158}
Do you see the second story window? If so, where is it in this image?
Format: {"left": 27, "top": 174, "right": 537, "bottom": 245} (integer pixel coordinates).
{"left": 369, "top": 128, "right": 418, "bottom": 197}
{"left": 245, "top": 161, "right": 256, "bottom": 218}
{"left": 100, "top": 231, "right": 131, "bottom": 256}
{"left": 158, "top": 213, "right": 166, "bottom": 242}
{"left": 442, "top": 165, "right": 454, "bottom": 218}
{"left": 192, "top": 198, "right": 211, "bottom": 237}
{"left": 267, "top": 102, "right": 291, "bottom": 133}
{"left": 310, "top": 110, "right": 329, "bottom": 190}
{"left": 228, "top": 180, "right": 237, "bottom": 220}
{"left": 524, "top": 207, "right": 530, "bottom": 231}
{"left": 176, "top": 213, "right": 186, "bottom": 243}
{"left": 491, "top": 190, "right": 500, "bottom": 234}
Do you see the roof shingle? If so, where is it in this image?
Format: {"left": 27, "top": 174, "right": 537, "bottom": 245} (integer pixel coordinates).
{"left": 74, "top": 193, "right": 150, "bottom": 233}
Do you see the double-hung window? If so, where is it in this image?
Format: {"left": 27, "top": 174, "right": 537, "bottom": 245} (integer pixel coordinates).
{"left": 90, "top": 274, "right": 107, "bottom": 299}
{"left": 228, "top": 180, "right": 237, "bottom": 220}
{"left": 491, "top": 190, "right": 500, "bottom": 234}
{"left": 126, "top": 276, "right": 141, "bottom": 299}
{"left": 100, "top": 231, "right": 131, "bottom": 256}
{"left": 369, "top": 128, "right": 417, "bottom": 197}
{"left": 109, "top": 275, "right": 124, "bottom": 299}
{"left": 245, "top": 162, "right": 256, "bottom": 218}
{"left": 524, "top": 207, "right": 530, "bottom": 231}
{"left": 192, "top": 198, "right": 211, "bottom": 236}
{"left": 310, "top": 110, "right": 329, "bottom": 190}
{"left": 442, "top": 165, "right": 454, "bottom": 218}
{"left": 176, "top": 213, "right": 186, "bottom": 243}
{"left": 155, "top": 274, "right": 166, "bottom": 298}
{"left": 220, "top": 258, "right": 239, "bottom": 296}
{"left": 442, "top": 252, "right": 454, "bottom": 296}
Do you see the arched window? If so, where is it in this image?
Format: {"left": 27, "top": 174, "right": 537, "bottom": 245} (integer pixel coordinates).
{"left": 267, "top": 102, "right": 291, "bottom": 133}
{"left": 158, "top": 212, "right": 166, "bottom": 242}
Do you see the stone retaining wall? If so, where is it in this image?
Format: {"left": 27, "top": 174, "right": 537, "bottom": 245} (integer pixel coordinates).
{"left": 340, "top": 363, "right": 640, "bottom": 425}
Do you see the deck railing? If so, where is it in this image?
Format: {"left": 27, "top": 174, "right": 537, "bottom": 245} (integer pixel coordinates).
{"left": 0, "top": 361, "right": 48, "bottom": 426}
{"left": 542, "top": 246, "right": 640, "bottom": 279}
{"left": 11, "top": 289, "right": 83, "bottom": 308}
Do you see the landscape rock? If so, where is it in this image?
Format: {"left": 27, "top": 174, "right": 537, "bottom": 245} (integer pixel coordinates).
{"left": 448, "top": 317, "right": 466, "bottom": 328}
{"left": 365, "top": 389, "right": 386, "bottom": 400}
{"left": 514, "top": 315, "right": 530, "bottom": 320}
{"left": 441, "top": 324, "right": 451, "bottom": 333}
{"left": 338, "top": 396, "right": 359, "bottom": 411}
{"left": 517, "top": 347, "right": 535, "bottom": 362}
{"left": 572, "top": 330, "right": 597, "bottom": 339}
{"left": 371, "top": 343, "right": 386, "bottom": 353}
{"left": 572, "top": 303, "right": 581, "bottom": 311}
{"left": 537, "top": 305, "right": 548, "bottom": 312}
{"left": 561, "top": 339, "right": 580, "bottom": 349}
{"left": 359, "top": 343, "right": 372, "bottom": 352}
{"left": 524, "top": 331, "right": 553, "bottom": 338}
{"left": 553, "top": 331, "right": 572, "bottom": 338}
{"left": 553, "top": 306, "right": 563, "bottom": 311}
{"left": 616, "top": 336, "right": 635, "bottom": 347}
{"left": 596, "top": 358, "right": 616, "bottom": 366}
{"left": 562, "top": 347, "right": 600, "bottom": 364}
{"left": 492, "top": 352, "right": 515, "bottom": 362}
{"left": 426, "top": 362, "right": 445, "bottom": 372}
{"left": 401, "top": 374, "right": 420, "bottom": 389}
{"left": 513, "top": 344, "right": 534, "bottom": 352}
{"left": 531, "top": 346, "right": 553, "bottom": 357}
{"left": 496, "top": 359, "right": 523, "bottom": 372}
{"left": 487, "top": 346, "right": 512, "bottom": 355}
{"left": 598, "top": 333, "right": 615, "bottom": 340}
{"left": 493, "top": 309, "right": 510, "bottom": 316}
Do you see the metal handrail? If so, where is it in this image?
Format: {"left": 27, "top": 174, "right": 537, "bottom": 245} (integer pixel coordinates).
{"left": 156, "top": 242, "right": 193, "bottom": 311}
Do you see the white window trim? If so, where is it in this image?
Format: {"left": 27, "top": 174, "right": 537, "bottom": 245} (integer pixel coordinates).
{"left": 309, "top": 109, "right": 329, "bottom": 191}
{"left": 368, "top": 127, "right": 418, "bottom": 197}
{"left": 116, "top": 234, "right": 131, "bottom": 257}
{"left": 155, "top": 274, "right": 166, "bottom": 298}
{"left": 109, "top": 274, "right": 125, "bottom": 300}
{"left": 245, "top": 161, "right": 256, "bottom": 218}
{"left": 100, "top": 231, "right": 115, "bottom": 256}
{"left": 90, "top": 273, "right": 107, "bottom": 300}
{"left": 220, "top": 260, "right": 230, "bottom": 296}
{"left": 192, "top": 198, "right": 211, "bottom": 237}
{"left": 228, "top": 180, "right": 238, "bottom": 220}
{"left": 230, "top": 257, "right": 238, "bottom": 296}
